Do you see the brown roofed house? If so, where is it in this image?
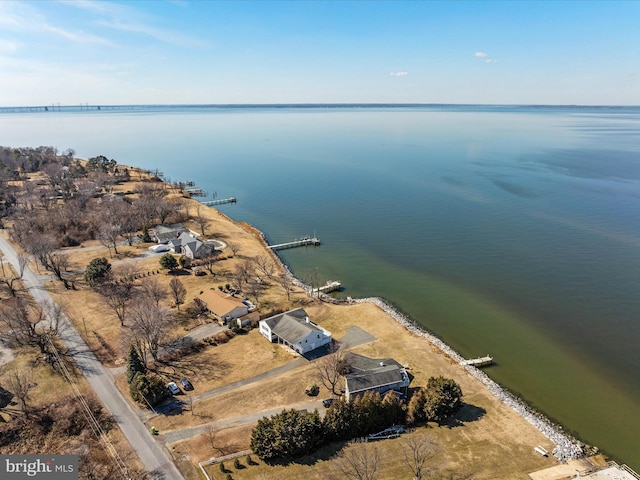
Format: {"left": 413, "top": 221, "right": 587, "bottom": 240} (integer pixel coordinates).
{"left": 196, "top": 290, "right": 248, "bottom": 324}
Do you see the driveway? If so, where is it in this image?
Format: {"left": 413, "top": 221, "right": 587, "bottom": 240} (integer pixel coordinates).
{"left": 161, "top": 399, "right": 325, "bottom": 444}
{"left": 0, "top": 232, "right": 185, "bottom": 480}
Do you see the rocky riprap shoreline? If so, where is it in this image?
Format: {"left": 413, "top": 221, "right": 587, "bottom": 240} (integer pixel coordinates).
{"left": 349, "top": 296, "right": 586, "bottom": 463}
{"left": 254, "top": 228, "right": 586, "bottom": 463}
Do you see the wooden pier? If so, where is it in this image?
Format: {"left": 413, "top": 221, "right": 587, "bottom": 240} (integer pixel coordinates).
{"left": 312, "top": 281, "right": 342, "bottom": 295}
{"left": 185, "top": 187, "right": 208, "bottom": 197}
{"left": 461, "top": 355, "right": 493, "bottom": 368}
{"left": 268, "top": 236, "right": 320, "bottom": 251}
{"left": 202, "top": 197, "right": 236, "bottom": 206}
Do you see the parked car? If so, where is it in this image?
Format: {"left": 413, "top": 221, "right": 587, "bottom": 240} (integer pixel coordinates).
{"left": 322, "top": 398, "right": 336, "bottom": 408}
{"left": 167, "top": 382, "right": 181, "bottom": 395}
{"left": 180, "top": 377, "right": 194, "bottom": 391}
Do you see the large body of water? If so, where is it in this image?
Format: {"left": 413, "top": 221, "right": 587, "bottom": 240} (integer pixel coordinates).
{"left": 2, "top": 105, "right": 639, "bottom": 469}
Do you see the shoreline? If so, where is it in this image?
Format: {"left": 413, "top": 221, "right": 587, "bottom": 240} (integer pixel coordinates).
{"left": 228, "top": 206, "right": 587, "bottom": 463}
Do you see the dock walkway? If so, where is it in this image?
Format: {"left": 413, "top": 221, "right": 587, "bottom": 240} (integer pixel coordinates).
{"left": 268, "top": 236, "right": 320, "bottom": 251}
{"left": 201, "top": 197, "right": 236, "bottom": 206}
{"left": 461, "top": 355, "right": 493, "bottom": 367}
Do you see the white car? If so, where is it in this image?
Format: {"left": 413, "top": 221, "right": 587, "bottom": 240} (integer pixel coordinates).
{"left": 167, "top": 382, "right": 180, "bottom": 395}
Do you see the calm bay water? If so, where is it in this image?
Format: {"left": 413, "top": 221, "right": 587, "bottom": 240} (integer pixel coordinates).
{"left": 2, "top": 105, "right": 639, "bottom": 468}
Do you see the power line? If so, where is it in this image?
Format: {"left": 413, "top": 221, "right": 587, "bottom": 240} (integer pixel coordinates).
{"left": 47, "top": 338, "right": 131, "bottom": 480}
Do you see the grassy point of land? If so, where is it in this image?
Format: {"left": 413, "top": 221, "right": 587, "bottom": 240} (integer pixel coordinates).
{"left": 1, "top": 159, "right": 566, "bottom": 479}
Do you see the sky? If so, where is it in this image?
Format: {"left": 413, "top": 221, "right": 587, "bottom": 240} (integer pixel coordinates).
{"left": 0, "top": 0, "right": 639, "bottom": 106}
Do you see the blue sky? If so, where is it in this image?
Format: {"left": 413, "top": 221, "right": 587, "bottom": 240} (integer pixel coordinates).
{"left": 0, "top": 0, "right": 638, "bottom": 106}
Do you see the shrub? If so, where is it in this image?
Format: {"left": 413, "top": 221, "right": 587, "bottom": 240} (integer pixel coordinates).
{"left": 251, "top": 409, "right": 325, "bottom": 461}
{"left": 423, "top": 376, "right": 463, "bottom": 424}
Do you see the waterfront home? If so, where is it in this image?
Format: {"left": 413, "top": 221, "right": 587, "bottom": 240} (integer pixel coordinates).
{"left": 152, "top": 223, "right": 189, "bottom": 244}
{"left": 196, "top": 290, "right": 248, "bottom": 324}
{"left": 259, "top": 308, "right": 332, "bottom": 355}
{"left": 343, "top": 352, "right": 410, "bottom": 401}
{"left": 168, "top": 231, "right": 213, "bottom": 259}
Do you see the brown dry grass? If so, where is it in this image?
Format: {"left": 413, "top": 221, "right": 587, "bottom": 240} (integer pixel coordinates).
{"left": 9, "top": 169, "right": 563, "bottom": 479}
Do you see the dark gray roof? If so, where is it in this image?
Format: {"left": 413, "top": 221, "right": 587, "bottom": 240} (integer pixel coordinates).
{"left": 343, "top": 352, "right": 407, "bottom": 394}
{"left": 345, "top": 366, "right": 406, "bottom": 394}
{"left": 153, "top": 224, "right": 189, "bottom": 243}
{"left": 344, "top": 352, "right": 403, "bottom": 372}
{"left": 262, "top": 308, "right": 325, "bottom": 345}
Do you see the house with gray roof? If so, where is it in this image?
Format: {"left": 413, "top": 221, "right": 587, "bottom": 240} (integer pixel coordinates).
{"left": 259, "top": 308, "right": 332, "bottom": 355}
{"left": 167, "top": 231, "right": 213, "bottom": 259}
{"left": 152, "top": 224, "right": 189, "bottom": 244}
{"left": 343, "top": 352, "right": 410, "bottom": 401}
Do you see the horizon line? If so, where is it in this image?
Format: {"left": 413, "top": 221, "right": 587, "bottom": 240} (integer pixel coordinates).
{"left": 1, "top": 103, "right": 639, "bottom": 113}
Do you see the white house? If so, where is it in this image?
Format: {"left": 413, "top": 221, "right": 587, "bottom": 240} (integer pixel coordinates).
{"left": 259, "top": 308, "right": 332, "bottom": 355}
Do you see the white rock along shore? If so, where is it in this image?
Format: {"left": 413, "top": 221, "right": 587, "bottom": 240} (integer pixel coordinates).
{"left": 244, "top": 221, "right": 587, "bottom": 463}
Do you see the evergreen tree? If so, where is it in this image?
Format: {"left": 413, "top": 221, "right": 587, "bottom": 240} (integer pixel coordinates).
{"left": 129, "top": 372, "right": 167, "bottom": 407}
{"left": 141, "top": 225, "right": 152, "bottom": 243}
{"left": 250, "top": 409, "right": 325, "bottom": 461}
{"left": 407, "top": 388, "right": 428, "bottom": 425}
{"left": 159, "top": 253, "right": 178, "bottom": 271}
{"left": 423, "top": 376, "right": 463, "bottom": 424}
{"left": 84, "top": 257, "right": 111, "bottom": 287}
{"left": 126, "top": 344, "right": 146, "bottom": 383}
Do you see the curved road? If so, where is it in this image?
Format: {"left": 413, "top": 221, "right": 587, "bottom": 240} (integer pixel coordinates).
{"left": 0, "top": 233, "right": 185, "bottom": 480}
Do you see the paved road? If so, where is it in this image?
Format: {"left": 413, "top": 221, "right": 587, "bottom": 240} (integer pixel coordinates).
{"left": 0, "top": 233, "right": 185, "bottom": 480}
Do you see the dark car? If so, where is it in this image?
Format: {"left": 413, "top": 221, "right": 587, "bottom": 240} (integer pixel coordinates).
{"left": 322, "top": 398, "right": 335, "bottom": 408}
{"left": 180, "top": 377, "right": 194, "bottom": 391}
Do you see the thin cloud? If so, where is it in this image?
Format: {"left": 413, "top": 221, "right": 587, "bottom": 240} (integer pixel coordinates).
{"left": 61, "top": 0, "right": 206, "bottom": 48}
{"left": 389, "top": 71, "right": 409, "bottom": 77}
{"left": 474, "top": 52, "right": 488, "bottom": 58}
{"left": 96, "top": 19, "right": 206, "bottom": 48}
{"left": 43, "top": 24, "right": 114, "bottom": 46}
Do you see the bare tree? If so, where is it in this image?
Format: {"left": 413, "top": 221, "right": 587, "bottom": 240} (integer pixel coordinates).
{"left": 332, "top": 442, "right": 382, "bottom": 480}
{"left": 128, "top": 297, "right": 172, "bottom": 362}
{"left": 226, "top": 241, "right": 240, "bottom": 257}
{"left": 6, "top": 368, "right": 35, "bottom": 416}
{"left": 0, "top": 254, "right": 28, "bottom": 297}
{"left": 200, "top": 250, "right": 218, "bottom": 276}
{"left": 0, "top": 298, "right": 63, "bottom": 355}
{"left": 45, "top": 252, "right": 70, "bottom": 287}
{"left": 203, "top": 423, "right": 220, "bottom": 454}
{"left": 168, "top": 277, "right": 187, "bottom": 310}
{"left": 193, "top": 203, "right": 208, "bottom": 236}
{"left": 277, "top": 273, "right": 293, "bottom": 301}
{"left": 401, "top": 434, "right": 439, "bottom": 480}
{"left": 100, "top": 276, "right": 137, "bottom": 326}
{"left": 230, "top": 260, "right": 251, "bottom": 292}
{"left": 140, "top": 277, "right": 167, "bottom": 308}
{"left": 97, "top": 222, "right": 121, "bottom": 257}
{"left": 314, "top": 344, "right": 346, "bottom": 396}
{"left": 254, "top": 254, "right": 276, "bottom": 280}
